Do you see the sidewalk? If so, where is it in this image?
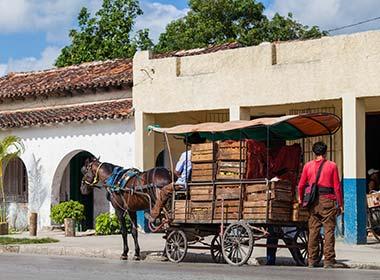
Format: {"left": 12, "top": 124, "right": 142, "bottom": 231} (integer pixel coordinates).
{"left": 0, "top": 229, "right": 379, "bottom": 269}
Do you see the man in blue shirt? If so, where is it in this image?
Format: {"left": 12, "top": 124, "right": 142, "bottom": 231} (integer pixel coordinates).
{"left": 147, "top": 133, "right": 205, "bottom": 222}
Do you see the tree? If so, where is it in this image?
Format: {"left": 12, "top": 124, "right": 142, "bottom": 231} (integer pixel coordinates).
{"left": 155, "top": 0, "right": 327, "bottom": 53}
{"left": 0, "top": 136, "right": 25, "bottom": 225}
{"left": 55, "top": 0, "right": 153, "bottom": 67}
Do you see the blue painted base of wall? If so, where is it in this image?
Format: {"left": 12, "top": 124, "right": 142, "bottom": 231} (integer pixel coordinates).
{"left": 137, "top": 211, "right": 150, "bottom": 233}
{"left": 343, "top": 178, "right": 367, "bottom": 244}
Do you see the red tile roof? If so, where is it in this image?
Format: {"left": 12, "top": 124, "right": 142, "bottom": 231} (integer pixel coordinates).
{"left": 0, "top": 99, "right": 133, "bottom": 128}
{"left": 152, "top": 42, "right": 242, "bottom": 59}
{"left": 0, "top": 42, "right": 241, "bottom": 102}
{"left": 0, "top": 59, "right": 133, "bottom": 101}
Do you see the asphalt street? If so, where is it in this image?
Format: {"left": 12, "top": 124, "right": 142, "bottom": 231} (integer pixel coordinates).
{"left": 0, "top": 254, "right": 378, "bottom": 280}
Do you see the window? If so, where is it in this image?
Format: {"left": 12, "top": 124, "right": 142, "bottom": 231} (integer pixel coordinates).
{"left": 3, "top": 158, "right": 28, "bottom": 203}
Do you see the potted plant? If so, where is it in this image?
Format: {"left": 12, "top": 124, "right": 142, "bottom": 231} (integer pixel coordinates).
{"left": 0, "top": 136, "right": 24, "bottom": 235}
{"left": 50, "top": 200, "right": 85, "bottom": 237}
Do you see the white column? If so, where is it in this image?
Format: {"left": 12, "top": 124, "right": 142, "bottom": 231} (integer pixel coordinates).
{"left": 342, "top": 95, "right": 367, "bottom": 244}
{"left": 229, "top": 106, "right": 250, "bottom": 121}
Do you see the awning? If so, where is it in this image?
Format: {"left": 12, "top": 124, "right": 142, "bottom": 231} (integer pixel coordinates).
{"left": 148, "top": 113, "right": 341, "bottom": 141}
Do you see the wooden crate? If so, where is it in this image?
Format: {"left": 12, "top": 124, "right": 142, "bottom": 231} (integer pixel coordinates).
{"left": 216, "top": 161, "right": 246, "bottom": 180}
{"left": 367, "top": 193, "right": 380, "bottom": 208}
{"left": 191, "top": 143, "right": 215, "bottom": 162}
{"left": 245, "top": 182, "right": 293, "bottom": 202}
{"left": 192, "top": 162, "right": 214, "bottom": 181}
{"left": 214, "top": 200, "right": 240, "bottom": 221}
{"left": 243, "top": 181, "right": 292, "bottom": 221}
{"left": 291, "top": 203, "right": 309, "bottom": 221}
{"left": 188, "top": 201, "right": 213, "bottom": 221}
{"left": 190, "top": 185, "right": 213, "bottom": 201}
{"left": 216, "top": 184, "right": 241, "bottom": 200}
{"left": 173, "top": 200, "right": 188, "bottom": 220}
{"left": 217, "top": 141, "right": 247, "bottom": 161}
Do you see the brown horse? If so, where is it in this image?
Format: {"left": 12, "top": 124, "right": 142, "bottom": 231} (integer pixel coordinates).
{"left": 80, "top": 157, "right": 172, "bottom": 260}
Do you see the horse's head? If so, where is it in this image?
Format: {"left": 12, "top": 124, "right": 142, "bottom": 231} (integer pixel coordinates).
{"left": 80, "top": 157, "right": 99, "bottom": 195}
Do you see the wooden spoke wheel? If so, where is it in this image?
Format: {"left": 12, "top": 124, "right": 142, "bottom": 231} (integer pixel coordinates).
{"left": 165, "top": 230, "right": 188, "bottom": 263}
{"left": 293, "top": 229, "right": 323, "bottom": 266}
{"left": 222, "top": 222, "right": 254, "bottom": 266}
{"left": 368, "top": 207, "right": 380, "bottom": 242}
{"left": 210, "top": 234, "right": 225, "bottom": 264}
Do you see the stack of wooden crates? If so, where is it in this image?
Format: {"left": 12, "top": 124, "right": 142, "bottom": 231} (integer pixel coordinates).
{"left": 243, "top": 181, "right": 293, "bottom": 221}
{"left": 217, "top": 141, "right": 247, "bottom": 180}
{"left": 187, "top": 143, "right": 214, "bottom": 221}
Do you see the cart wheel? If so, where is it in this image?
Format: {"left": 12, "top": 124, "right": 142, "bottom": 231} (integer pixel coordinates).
{"left": 368, "top": 207, "right": 380, "bottom": 242}
{"left": 293, "top": 230, "right": 323, "bottom": 266}
{"left": 222, "top": 222, "right": 254, "bottom": 266}
{"left": 165, "top": 230, "right": 188, "bottom": 263}
{"left": 211, "top": 234, "right": 225, "bottom": 264}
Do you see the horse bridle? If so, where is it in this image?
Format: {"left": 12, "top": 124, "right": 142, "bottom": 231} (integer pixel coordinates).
{"left": 82, "top": 160, "right": 104, "bottom": 187}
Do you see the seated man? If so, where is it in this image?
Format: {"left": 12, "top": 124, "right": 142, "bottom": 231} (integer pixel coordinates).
{"left": 147, "top": 133, "right": 205, "bottom": 222}
{"left": 368, "top": 168, "right": 380, "bottom": 193}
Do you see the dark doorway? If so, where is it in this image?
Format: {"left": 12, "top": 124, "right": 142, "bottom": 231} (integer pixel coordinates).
{"left": 69, "top": 151, "right": 94, "bottom": 230}
{"left": 366, "top": 114, "right": 380, "bottom": 191}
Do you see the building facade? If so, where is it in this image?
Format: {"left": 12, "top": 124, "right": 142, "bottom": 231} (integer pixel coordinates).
{"left": 133, "top": 31, "right": 380, "bottom": 244}
{"left": 1, "top": 30, "right": 379, "bottom": 244}
{"left": 0, "top": 59, "right": 135, "bottom": 230}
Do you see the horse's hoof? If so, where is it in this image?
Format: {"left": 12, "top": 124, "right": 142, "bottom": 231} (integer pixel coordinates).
{"left": 133, "top": 256, "right": 141, "bottom": 261}
{"left": 120, "top": 255, "right": 128, "bottom": 260}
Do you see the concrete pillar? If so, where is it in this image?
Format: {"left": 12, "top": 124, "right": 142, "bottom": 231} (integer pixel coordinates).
{"left": 229, "top": 106, "right": 250, "bottom": 121}
{"left": 342, "top": 95, "right": 367, "bottom": 244}
{"left": 134, "top": 110, "right": 155, "bottom": 232}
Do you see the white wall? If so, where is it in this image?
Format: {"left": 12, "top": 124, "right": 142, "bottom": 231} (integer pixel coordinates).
{"left": 0, "top": 118, "right": 135, "bottom": 229}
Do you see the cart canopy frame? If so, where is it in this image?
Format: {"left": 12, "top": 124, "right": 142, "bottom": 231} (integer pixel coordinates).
{"left": 148, "top": 113, "right": 341, "bottom": 141}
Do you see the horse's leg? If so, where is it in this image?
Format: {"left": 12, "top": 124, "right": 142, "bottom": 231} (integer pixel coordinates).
{"left": 129, "top": 211, "right": 141, "bottom": 260}
{"left": 116, "top": 208, "right": 129, "bottom": 260}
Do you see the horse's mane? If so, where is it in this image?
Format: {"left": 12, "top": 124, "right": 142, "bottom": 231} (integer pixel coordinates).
{"left": 101, "top": 162, "right": 118, "bottom": 174}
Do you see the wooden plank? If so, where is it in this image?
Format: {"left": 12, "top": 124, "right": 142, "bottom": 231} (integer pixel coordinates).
{"left": 217, "top": 173, "right": 244, "bottom": 180}
{"left": 215, "top": 200, "right": 240, "bottom": 207}
{"left": 191, "top": 142, "right": 214, "bottom": 152}
{"left": 243, "top": 207, "right": 291, "bottom": 214}
{"left": 246, "top": 190, "right": 293, "bottom": 202}
{"left": 244, "top": 200, "right": 291, "bottom": 208}
{"left": 246, "top": 184, "right": 268, "bottom": 193}
{"left": 191, "top": 194, "right": 213, "bottom": 201}
{"left": 190, "top": 186, "right": 213, "bottom": 195}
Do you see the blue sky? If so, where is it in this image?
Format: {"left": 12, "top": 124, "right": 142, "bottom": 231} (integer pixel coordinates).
{"left": 1, "top": 0, "right": 380, "bottom": 76}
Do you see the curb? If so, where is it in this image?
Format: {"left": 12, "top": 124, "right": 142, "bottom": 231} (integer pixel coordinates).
{"left": 1, "top": 244, "right": 380, "bottom": 270}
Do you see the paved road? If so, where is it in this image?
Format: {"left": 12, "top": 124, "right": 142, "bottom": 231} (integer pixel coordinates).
{"left": 0, "top": 254, "right": 378, "bottom": 280}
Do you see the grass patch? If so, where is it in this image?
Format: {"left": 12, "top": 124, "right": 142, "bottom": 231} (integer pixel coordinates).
{"left": 0, "top": 237, "right": 59, "bottom": 245}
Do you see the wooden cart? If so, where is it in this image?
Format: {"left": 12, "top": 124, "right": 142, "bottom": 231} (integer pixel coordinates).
{"left": 149, "top": 113, "right": 341, "bottom": 266}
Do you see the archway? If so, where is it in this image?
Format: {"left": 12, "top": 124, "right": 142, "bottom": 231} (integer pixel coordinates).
{"left": 53, "top": 150, "right": 109, "bottom": 230}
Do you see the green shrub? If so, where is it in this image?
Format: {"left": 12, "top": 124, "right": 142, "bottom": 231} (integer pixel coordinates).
{"left": 50, "top": 200, "right": 85, "bottom": 224}
{"left": 95, "top": 213, "right": 131, "bottom": 235}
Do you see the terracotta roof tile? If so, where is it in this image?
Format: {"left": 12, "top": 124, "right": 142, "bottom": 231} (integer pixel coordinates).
{"left": 152, "top": 42, "right": 242, "bottom": 59}
{"left": 0, "top": 42, "right": 241, "bottom": 102}
{"left": 0, "top": 99, "right": 133, "bottom": 129}
{"left": 0, "top": 59, "right": 133, "bottom": 100}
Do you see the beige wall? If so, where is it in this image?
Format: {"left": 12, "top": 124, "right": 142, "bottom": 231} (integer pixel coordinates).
{"left": 133, "top": 31, "right": 380, "bottom": 114}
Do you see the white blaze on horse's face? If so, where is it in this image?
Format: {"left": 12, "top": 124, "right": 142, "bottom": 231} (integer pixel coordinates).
{"left": 80, "top": 161, "right": 96, "bottom": 195}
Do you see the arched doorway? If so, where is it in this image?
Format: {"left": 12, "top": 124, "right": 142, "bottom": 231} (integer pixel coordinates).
{"left": 59, "top": 151, "right": 94, "bottom": 230}
{"left": 53, "top": 150, "right": 110, "bottom": 230}
{"left": 3, "top": 157, "right": 28, "bottom": 229}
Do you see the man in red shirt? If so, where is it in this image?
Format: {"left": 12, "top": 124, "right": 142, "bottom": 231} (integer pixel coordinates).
{"left": 298, "top": 141, "right": 343, "bottom": 268}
